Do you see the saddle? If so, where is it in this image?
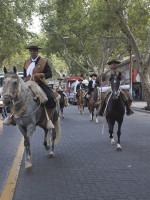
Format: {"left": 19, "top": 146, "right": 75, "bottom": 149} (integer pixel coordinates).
{"left": 25, "top": 81, "right": 48, "bottom": 104}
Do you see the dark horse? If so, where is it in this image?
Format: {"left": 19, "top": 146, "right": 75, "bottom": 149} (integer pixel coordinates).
{"left": 87, "top": 86, "right": 100, "bottom": 123}
{"left": 106, "top": 72, "right": 125, "bottom": 150}
{"left": 57, "top": 91, "right": 65, "bottom": 118}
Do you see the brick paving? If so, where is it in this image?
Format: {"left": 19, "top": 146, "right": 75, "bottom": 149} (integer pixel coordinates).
{"left": 0, "top": 124, "right": 22, "bottom": 195}
{"left": 11, "top": 105, "right": 150, "bottom": 200}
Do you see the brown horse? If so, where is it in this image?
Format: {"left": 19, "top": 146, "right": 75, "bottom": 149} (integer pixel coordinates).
{"left": 87, "top": 86, "right": 101, "bottom": 123}
{"left": 76, "top": 89, "right": 85, "bottom": 114}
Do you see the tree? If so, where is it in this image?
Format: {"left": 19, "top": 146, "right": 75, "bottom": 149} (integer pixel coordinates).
{"left": 105, "top": 0, "right": 150, "bottom": 109}
{"left": 0, "top": 0, "right": 38, "bottom": 69}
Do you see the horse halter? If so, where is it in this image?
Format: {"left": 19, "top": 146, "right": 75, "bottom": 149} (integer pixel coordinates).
{"left": 2, "top": 73, "right": 30, "bottom": 118}
{"left": 111, "top": 75, "right": 121, "bottom": 99}
{"left": 2, "top": 74, "right": 20, "bottom": 99}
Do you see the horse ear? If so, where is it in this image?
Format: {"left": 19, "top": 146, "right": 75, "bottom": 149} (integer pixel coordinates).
{"left": 118, "top": 72, "right": 121, "bottom": 81}
{"left": 13, "top": 66, "right": 17, "bottom": 74}
{"left": 3, "top": 66, "right": 7, "bottom": 74}
{"left": 109, "top": 73, "right": 113, "bottom": 81}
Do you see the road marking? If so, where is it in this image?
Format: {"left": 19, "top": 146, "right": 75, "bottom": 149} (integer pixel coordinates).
{"left": 0, "top": 136, "right": 24, "bottom": 200}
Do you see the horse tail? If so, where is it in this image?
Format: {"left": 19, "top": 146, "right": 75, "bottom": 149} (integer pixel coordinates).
{"left": 54, "top": 116, "right": 61, "bottom": 144}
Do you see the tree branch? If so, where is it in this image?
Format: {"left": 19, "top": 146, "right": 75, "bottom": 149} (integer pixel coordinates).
{"left": 64, "top": 45, "right": 90, "bottom": 75}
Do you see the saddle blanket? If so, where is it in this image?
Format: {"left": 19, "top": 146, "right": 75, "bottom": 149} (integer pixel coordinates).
{"left": 25, "top": 81, "right": 48, "bottom": 104}
{"left": 98, "top": 85, "right": 130, "bottom": 93}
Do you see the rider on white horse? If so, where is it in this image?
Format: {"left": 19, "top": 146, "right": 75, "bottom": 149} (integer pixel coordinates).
{"left": 4, "top": 45, "right": 56, "bottom": 128}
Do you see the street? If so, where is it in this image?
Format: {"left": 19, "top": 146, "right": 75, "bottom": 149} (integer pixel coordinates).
{"left": 0, "top": 105, "right": 150, "bottom": 200}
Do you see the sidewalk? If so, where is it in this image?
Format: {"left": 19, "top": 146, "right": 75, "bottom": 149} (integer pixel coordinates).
{"left": 131, "top": 101, "right": 150, "bottom": 113}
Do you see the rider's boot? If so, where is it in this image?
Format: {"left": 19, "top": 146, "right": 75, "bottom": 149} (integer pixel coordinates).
{"left": 45, "top": 108, "right": 54, "bottom": 129}
{"left": 3, "top": 115, "right": 16, "bottom": 126}
{"left": 125, "top": 100, "right": 134, "bottom": 116}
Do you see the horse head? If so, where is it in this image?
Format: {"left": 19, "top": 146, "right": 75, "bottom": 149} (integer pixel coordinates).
{"left": 110, "top": 72, "right": 121, "bottom": 100}
{"left": 2, "top": 66, "right": 21, "bottom": 106}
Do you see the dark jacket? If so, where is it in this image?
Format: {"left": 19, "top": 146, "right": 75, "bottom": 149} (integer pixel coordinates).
{"left": 24, "top": 56, "right": 55, "bottom": 108}
{"left": 76, "top": 83, "right": 86, "bottom": 92}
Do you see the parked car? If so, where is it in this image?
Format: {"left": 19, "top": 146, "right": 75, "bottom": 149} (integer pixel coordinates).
{"left": 69, "top": 80, "right": 89, "bottom": 105}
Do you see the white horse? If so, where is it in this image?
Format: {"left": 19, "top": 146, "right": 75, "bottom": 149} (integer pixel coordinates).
{"left": 2, "top": 67, "right": 61, "bottom": 169}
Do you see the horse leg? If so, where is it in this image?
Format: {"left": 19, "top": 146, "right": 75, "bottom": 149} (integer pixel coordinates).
{"left": 24, "top": 125, "right": 35, "bottom": 169}
{"left": 82, "top": 104, "right": 84, "bottom": 114}
{"left": 107, "top": 119, "right": 115, "bottom": 145}
{"left": 60, "top": 107, "right": 64, "bottom": 118}
{"left": 90, "top": 112, "right": 93, "bottom": 121}
{"left": 62, "top": 108, "right": 64, "bottom": 118}
{"left": 49, "top": 128, "right": 56, "bottom": 158}
{"left": 43, "top": 128, "right": 50, "bottom": 150}
{"left": 95, "top": 109, "right": 99, "bottom": 124}
{"left": 117, "top": 119, "right": 123, "bottom": 151}
{"left": 19, "top": 125, "right": 33, "bottom": 168}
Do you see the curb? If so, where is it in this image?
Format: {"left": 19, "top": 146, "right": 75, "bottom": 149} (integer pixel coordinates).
{"left": 132, "top": 107, "right": 150, "bottom": 114}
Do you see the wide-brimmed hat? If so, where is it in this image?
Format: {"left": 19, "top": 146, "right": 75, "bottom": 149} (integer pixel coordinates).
{"left": 107, "top": 59, "right": 121, "bottom": 65}
{"left": 90, "top": 73, "right": 97, "bottom": 77}
{"left": 25, "top": 45, "right": 42, "bottom": 50}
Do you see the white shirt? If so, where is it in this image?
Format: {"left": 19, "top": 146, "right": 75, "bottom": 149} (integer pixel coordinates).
{"left": 92, "top": 80, "right": 96, "bottom": 88}
{"left": 26, "top": 56, "right": 39, "bottom": 76}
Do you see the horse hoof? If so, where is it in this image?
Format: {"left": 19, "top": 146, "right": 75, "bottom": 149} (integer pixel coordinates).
{"left": 117, "top": 147, "right": 122, "bottom": 151}
{"left": 45, "top": 145, "right": 50, "bottom": 150}
{"left": 25, "top": 161, "right": 32, "bottom": 169}
{"left": 117, "top": 144, "right": 122, "bottom": 151}
{"left": 49, "top": 151, "right": 54, "bottom": 158}
{"left": 110, "top": 139, "right": 115, "bottom": 145}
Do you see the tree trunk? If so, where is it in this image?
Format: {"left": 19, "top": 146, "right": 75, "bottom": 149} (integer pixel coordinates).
{"left": 139, "top": 70, "right": 150, "bottom": 110}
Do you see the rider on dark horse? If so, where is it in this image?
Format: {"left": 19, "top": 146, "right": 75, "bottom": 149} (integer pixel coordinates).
{"left": 76, "top": 79, "right": 86, "bottom": 98}
{"left": 97, "top": 59, "right": 134, "bottom": 116}
{"left": 4, "top": 45, "right": 56, "bottom": 128}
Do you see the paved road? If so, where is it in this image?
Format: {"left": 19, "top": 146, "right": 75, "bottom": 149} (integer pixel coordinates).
{"left": 1, "top": 105, "right": 150, "bottom": 200}
{"left": 0, "top": 121, "right": 21, "bottom": 196}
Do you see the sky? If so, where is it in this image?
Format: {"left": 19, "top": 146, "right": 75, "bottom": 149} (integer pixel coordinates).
{"left": 28, "top": 16, "right": 41, "bottom": 34}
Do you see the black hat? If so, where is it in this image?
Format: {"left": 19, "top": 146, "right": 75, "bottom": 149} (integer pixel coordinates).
{"left": 25, "top": 46, "right": 42, "bottom": 50}
{"left": 107, "top": 59, "right": 121, "bottom": 65}
{"left": 79, "top": 79, "right": 83, "bottom": 81}
{"left": 90, "top": 73, "right": 97, "bottom": 77}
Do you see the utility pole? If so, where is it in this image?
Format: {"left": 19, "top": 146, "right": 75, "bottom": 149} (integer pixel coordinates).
{"left": 129, "top": 45, "right": 132, "bottom": 96}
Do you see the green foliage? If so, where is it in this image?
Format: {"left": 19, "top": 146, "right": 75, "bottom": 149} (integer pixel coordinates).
{"left": 0, "top": 0, "right": 37, "bottom": 69}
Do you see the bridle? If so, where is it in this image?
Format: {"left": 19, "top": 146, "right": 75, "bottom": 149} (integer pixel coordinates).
{"left": 110, "top": 75, "right": 121, "bottom": 100}
{"left": 2, "top": 73, "right": 30, "bottom": 118}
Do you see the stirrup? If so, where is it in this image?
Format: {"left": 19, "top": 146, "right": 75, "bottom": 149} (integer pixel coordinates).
{"left": 46, "top": 120, "right": 54, "bottom": 129}
{"left": 3, "top": 115, "right": 12, "bottom": 125}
